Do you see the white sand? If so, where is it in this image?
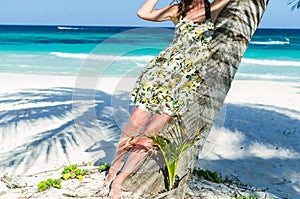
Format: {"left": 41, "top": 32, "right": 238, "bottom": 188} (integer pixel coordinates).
{"left": 0, "top": 72, "right": 299, "bottom": 198}
{"left": 199, "top": 80, "right": 300, "bottom": 199}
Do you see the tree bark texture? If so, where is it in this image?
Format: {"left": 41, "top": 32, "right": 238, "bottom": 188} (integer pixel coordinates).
{"left": 123, "top": 0, "right": 269, "bottom": 197}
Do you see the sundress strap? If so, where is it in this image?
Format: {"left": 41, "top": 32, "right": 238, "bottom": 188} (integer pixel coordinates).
{"left": 204, "top": 0, "right": 211, "bottom": 20}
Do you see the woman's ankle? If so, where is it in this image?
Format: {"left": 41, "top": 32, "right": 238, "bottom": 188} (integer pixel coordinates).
{"left": 109, "top": 180, "right": 122, "bottom": 199}
{"left": 104, "top": 167, "right": 119, "bottom": 187}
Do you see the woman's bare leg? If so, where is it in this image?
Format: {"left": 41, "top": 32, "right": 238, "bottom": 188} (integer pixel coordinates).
{"left": 104, "top": 107, "right": 150, "bottom": 187}
{"left": 109, "top": 113, "right": 172, "bottom": 198}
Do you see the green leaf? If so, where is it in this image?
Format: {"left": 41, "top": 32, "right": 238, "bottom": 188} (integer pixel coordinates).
{"left": 71, "top": 173, "right": 76, "bottom": 179}
{"left": 37, "top": 182, "right": 48, "bottom": 192}
{"left": 193, "top": 168, "right": 223, "bottom": 183}
{"left": 82, "top": 169, "right": 88, "bottom": 175}
{"left": 45, "top": 179, "right": 53, "bottom": 186}
{"left": 148, "top": 117, "right": 205, "bottom": 190}
{"left": 99, "top": 163, "right": 110, "bottom": 172}
{"left": 53, "top": 179, "right": 62, "bottom": 189}
{"left": 62, "top": 173, "right": 71, "bottom": 180}
{"left": 61, "top": 167, "right": 70, "bottom": 175}
{"left": 75, "top": 168, "right": 82, "bottom": 175}
{"left": 70, "top": 165, "right": 78, "bottom": 172}
{"left": 54, "top": 179, "right": 61, "bottom": 183}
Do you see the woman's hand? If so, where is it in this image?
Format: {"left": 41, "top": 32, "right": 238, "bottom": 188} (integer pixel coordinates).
{"left": 137, "top": 0, "right": 178, "bottom": 23}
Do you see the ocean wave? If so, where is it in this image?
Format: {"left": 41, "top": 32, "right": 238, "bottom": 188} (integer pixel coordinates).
{"left": 236, "top": 73, "right": 300, "bottom": 81}
{"left": 50, "top": 52, "right": 154, "bottom": 62}
{"left": 50, "top": 52, "right": 90, "bottom": 59}
{"left": 250, "top": 40, "right": 290, "bottom": 45}
{"left": 50, "top": 52, "right": 300, "bottom": 67}
{"left": 18, "top": 65, "right": 32, "bottom": 68}
{"left": 57, "top": 26, "right": 84, "bottom": 30}
{"left": 242, "top": 58, "right": 300, "bottom": 67}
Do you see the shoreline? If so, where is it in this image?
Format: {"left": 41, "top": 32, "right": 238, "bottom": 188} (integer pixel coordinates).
{"left": 0, "top": 72, "right": 299, "bottom": 198}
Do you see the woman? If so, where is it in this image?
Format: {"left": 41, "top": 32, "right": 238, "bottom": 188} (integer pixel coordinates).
{"left": 105, "top": 0, "right": 230, "bottom": 198}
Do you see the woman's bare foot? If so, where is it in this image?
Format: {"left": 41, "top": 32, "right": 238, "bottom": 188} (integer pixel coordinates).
{"left": 105, "top": 136, "right": 138, "bottom": 187}
{"left": 108, "top": 181, "right": 122, "bottom": 199}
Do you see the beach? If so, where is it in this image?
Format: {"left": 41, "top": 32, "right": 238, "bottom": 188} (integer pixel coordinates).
{"left": 0, "top": 24, "right": 299, "bottom": 198}
{"left": 0, "top": 72, "right": 299, "bottom": 198}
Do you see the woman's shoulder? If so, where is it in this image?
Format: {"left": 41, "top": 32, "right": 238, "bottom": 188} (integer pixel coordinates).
{"left": 168, "top": 4, "right": 180, "bottom": 24}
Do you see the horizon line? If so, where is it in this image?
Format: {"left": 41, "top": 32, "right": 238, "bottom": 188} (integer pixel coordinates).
{"left": 0, "top": 23, "right": 299, "bottom": 30}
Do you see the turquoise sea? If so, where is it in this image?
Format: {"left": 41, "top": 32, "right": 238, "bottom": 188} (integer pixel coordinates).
{"left": 0, "top": 25, "right": 300, "bottom": 81}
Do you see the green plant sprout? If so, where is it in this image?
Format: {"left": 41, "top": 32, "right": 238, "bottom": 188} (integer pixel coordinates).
{"left": 98, "top": 163, "right": 110, "bottom": 172}
{"left": 37, "top": 178, "right": 62, "bottom": 192}
{"left": 148, "top": 117, "right": 205, "bottom": 190}
{"left": 82, "top": 161, "right": 93, "bottom": 166}
{"left": 37, "top": 164, "right": 90, "bottom": 192}
{"left": 234, "top": 194, "right": 258, "bottom": 199}
{"left": 193, "top": 168, "right": 223, "bottom": 183}
{"left": 61, "top": 164, "right": 88, "bottom": 181}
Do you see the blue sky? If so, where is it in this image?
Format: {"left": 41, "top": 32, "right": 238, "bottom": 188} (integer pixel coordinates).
{"left": 0, "top": 0, "right": 299, "bottom": 28}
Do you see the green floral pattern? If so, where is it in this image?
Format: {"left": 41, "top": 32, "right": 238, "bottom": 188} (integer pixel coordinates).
{"left": 131, "top": 17, "right": 214, "bottom": 116}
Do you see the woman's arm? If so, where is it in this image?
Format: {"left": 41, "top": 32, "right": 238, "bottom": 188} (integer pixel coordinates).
{"left": 137, "top": 0, "right": 178, "bottom": 22}
{"left": 211, "top": 0, "right": 231, "bottom": 22}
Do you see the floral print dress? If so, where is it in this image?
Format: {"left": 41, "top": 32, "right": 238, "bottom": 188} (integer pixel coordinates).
{"left": 131, "top": 17, "right": 214, "bottom": 116}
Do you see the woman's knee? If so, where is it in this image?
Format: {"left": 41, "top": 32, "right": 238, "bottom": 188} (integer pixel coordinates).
{"left": 135, "top": 137, "right": 153, "bottom": 150}
{"left": 143, "top": 113, "right": 172, "bottom": 134}
{"left": 128, "top": 107, "right": 150, "bottom": 128}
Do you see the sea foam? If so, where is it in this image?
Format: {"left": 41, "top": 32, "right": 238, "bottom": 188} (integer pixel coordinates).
{"left": 50, "top": 52, "right": 154, "bottom": 62}
{"left": 242, "top": 58, "right": 300, "bottom": 67}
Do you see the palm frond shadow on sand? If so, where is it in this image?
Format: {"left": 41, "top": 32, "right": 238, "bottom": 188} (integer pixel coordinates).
{"left": 0, "top": 87, "right": 299, "bottom": 198}
{"left": 199, "top": 103, "right": 300, "bottom": 197}
{"left": 0, "top": 87, "right": 130, "bottom": 175}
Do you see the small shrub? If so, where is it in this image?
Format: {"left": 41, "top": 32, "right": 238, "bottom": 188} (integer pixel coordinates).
{"left": 234, "top": 194, "right": 257, "bottom": 199}
{"left": 148, "top": 118, "right": 204, "bottom": 190}
{"left": 61, "top": 164, "right": 88, "bottom": 181}
{"left": 37, "top": 164, "right": 90, "bottom": 192}
{"left": 193, "top": 168, "right": 223, "bottom": 183}
{"left": 98, "top": 163, "right": 110, "bottom": 172}
{"left": 37, "top": 178, "right": 62, "bottom": 192}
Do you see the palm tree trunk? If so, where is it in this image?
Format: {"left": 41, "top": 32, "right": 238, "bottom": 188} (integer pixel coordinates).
{"left": 122, "top": 0, "right": 269, "bottom": 197}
